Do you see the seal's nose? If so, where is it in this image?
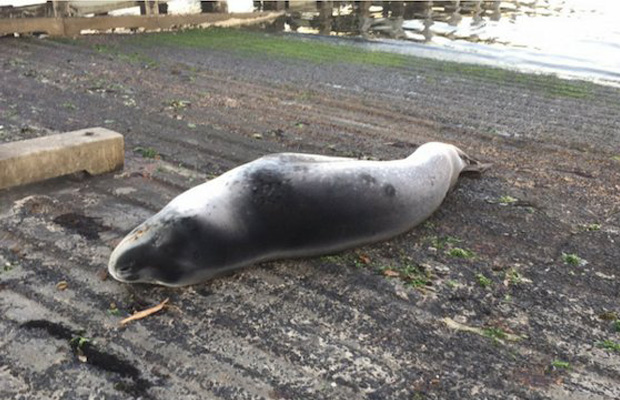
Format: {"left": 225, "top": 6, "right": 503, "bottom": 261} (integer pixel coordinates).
{"left": 109, "top": 251, "right": 140, "bottom": 282}
{"left": 108, "top": 233, "right": 148, "bottom": 282}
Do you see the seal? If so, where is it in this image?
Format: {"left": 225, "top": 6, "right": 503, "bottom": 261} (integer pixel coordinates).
{"left": 108, "top": 142, "right": 486, "bottom": 286}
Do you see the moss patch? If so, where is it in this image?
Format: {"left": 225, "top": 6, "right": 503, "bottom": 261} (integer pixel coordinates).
{"left": 380, "top": 263, "right": 432, "bottom": 289}
{"left": 562, "top": 252, "right": 585, "bottom": 267}
{"left": 448, "top": 247, "right": 476, "bottom": 259}
{"left": 550, "top": 360, "right": 570, "bottom": 370}
{"left": 475, "top": 273, "right": 493, "bottom": 289}
{"left": 129, "top": 28, "right": 595, "bottom": 99}
{"left": 135, "top": 28, "right": 409, "bottom": 68}
{"left": 597, "top": 340, "right": 620, "bottom": 352}
{"left": 93, "top": 43, "right": 158, "bottom": 68}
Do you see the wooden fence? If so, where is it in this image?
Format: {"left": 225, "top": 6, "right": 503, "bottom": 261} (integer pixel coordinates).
{"left": 0, "top": 1, "right": 284, "bottom": 37}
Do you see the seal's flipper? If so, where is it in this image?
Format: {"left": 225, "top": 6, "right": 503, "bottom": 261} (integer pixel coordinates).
{"left": 457, "top": 149, "right": 491, "bottom": 176}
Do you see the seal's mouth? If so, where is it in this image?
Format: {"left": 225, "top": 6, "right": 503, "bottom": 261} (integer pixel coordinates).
{"left": 112, "top": 271, "right": 140, "bottom": 282}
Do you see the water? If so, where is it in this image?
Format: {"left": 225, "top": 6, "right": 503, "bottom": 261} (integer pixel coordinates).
{"left": 282, "top": 1, "right": 620, "bottom": 87}
{"left": 3, "top": 1, "right": 618, "bottom": 85}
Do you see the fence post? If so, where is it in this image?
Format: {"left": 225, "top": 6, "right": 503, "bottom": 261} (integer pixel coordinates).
{"left": 51, "top": 1, "right": 69, "bottom": 36}
{"left": 145, "top": 0, "right": 160, "bottom": 16}
{"left": 52, "top": 0, "right": 70, "bottom": 18}
{"left": 318, "top": 1, "right": 333, "bottom": 34}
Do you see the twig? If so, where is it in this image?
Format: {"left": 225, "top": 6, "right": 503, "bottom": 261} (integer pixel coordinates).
{"left": 120, "top": 298, "right": 169, "bottom": 326}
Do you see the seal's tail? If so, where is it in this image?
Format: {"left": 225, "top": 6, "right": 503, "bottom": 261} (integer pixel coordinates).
{"left": 457, "top": 148, "right": 492, "bottom": 176}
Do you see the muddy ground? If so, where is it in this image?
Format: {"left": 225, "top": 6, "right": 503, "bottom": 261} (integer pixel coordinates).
{"left": 0, "top": 29, "right": 619, "bottom": 399}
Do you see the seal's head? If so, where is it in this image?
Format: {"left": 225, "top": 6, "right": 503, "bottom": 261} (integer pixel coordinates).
{"left": 108, "top": 210, "right": 221, "bottom": 287}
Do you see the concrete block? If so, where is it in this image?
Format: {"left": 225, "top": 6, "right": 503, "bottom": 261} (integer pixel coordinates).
{"left": 0, "top": 127, "right": 124, "bottom": 190}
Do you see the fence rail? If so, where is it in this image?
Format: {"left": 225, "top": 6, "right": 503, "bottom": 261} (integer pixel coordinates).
{"left": 0, "top": 9, "right": 283, "bottom": 37}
